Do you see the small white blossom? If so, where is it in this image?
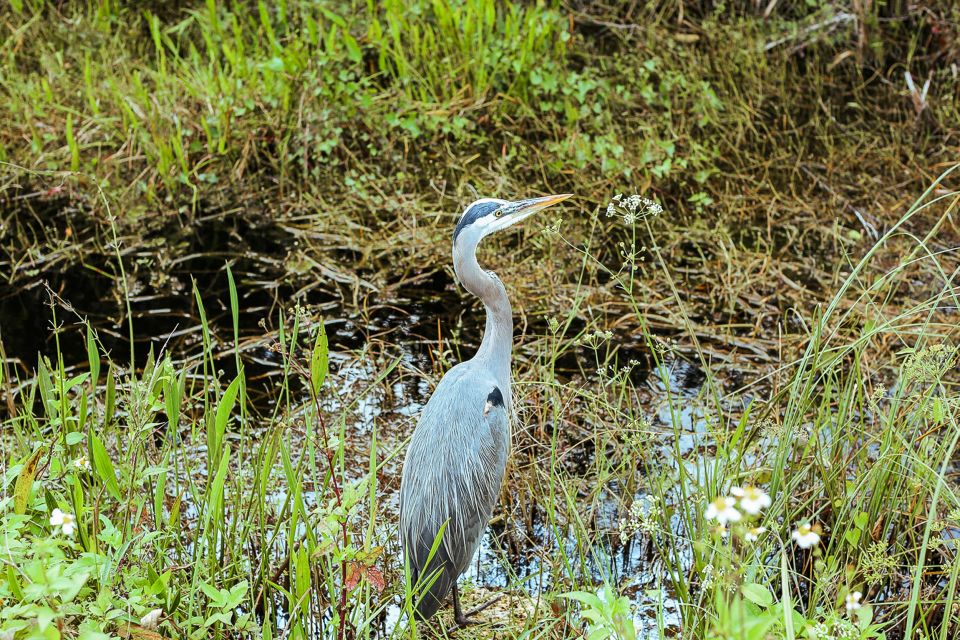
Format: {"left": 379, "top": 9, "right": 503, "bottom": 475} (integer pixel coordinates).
{"left": 845, "top": 591, "right": 863, "bottom": 612}
{"left": 731, "top": 486, "right": 771, "bottom": 515}
{"left": 744, "top": 526, "right": 767, "bottom": 542}
{"left": 49, "top": 508, "right": 76, "bottom": 537}
{"left": 701, "top": 563, "right": 724, "bottom": 590}
{"left": 140, "top": 608, "right": 163, "bottom": 629}
{"left": 792, "top": 523, "right": 821, "bottom": 549}
{"left": 72, "top": 456, "right": 91, "bottom": 472}
{"left": 713, "top": 523, "right": 729, "bottom": 538}
{"left": 605, "top": 193, "right": 663, "bottom": 222}
{"left": 704, "top": 496, "right": 741, "bottom": 525}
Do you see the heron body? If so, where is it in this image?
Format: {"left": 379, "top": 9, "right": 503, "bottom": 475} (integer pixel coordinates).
{"left": 399, "top": 194, "right": 571, "bottom": 622}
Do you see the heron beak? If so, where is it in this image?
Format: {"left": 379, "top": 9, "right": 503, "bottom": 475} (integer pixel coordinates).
{"left": 498, "top": 193, "right": 573, "bottom": 230}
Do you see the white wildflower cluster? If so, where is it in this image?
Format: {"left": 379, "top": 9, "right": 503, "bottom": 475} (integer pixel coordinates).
{"left": 49, "top": 508, "right": 76, "bottom": 537}
{"left": 618, "top": 495, "right": 662, "bottom": 543}
{"left": 703, "top": 485, "right": 770, "bottom": 543}
{"left": 542, "top": 216, "right": 563, "bottom": 235}
{"left": 653, "top": 337, "right": 676, "bottom": 356}
{"left": 791, "top": 522, "right": 822, "bottom": 549}
{"left": 700, "top": 563, "right": 724, "bottom": 590}
{"left": 902, "top": 343, "right": 957, "bottom": 383}
{"left": 72, "top": 456, "right": 91, "bottom": 472}
{"left": 867, "top": 385, "right": 886, "bottom": 414}
{"left": 576, "top": 329, "right": 613, "bottom": 348}
{"left": 701, "top": 490, "right": 866, "bottom": 626}
{"left": 606, "top": 193, "right": 663, "bottom": 224}
{"left": 862, "top": 541, "right": 898, "bottom": 586}
{"left": 811, "top": 616, "right": 860, "bottom": 639}
{"left": 792, "top": 423, "right": 813, "bottom": 445}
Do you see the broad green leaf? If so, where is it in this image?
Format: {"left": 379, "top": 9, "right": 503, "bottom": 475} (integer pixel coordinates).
{"left": 14, "top": 447, "right": 45, "bottom": 514}
{"left": 265, "top": 57, "right": 285, "bottom": 72}
{"left": 343, "top": 31, "right": 362, "bottom": 63}
{"left": 318, "top": 6, "right": 346, "bottom": 27}
{"left": 295, "top": 548, "right": 311, "bottom": 601}
{"left": 6, "top": 565, "right": 23, "bottom": 599}
{"left": 199, "top": 581, "right": 224, "bottom": 604}
{"left": 742, "top": 583, "right": 774, "bottom": 608}
{"left": 932, "top": 396, "right": 945, "bottom": 422}
{"left": 89, "top": 433, "right": 122, "bottom": 501}
{"left": 86, "top": 325, "right": 100, "bottom": 388}
{"left": 204, "top": 444, "right": 231, "bottom": 536}
{"left": 310, "top": 323, "right": 328, "bottom": 395}
{"left": 212, "top": 376, "right": 241, "bottom": 456}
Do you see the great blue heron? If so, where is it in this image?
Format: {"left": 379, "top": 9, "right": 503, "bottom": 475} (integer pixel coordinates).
{"left": 399, "top": 193, "right": 572, "bottom": 625}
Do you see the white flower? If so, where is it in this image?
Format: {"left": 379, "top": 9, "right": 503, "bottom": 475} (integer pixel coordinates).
{"left": 744, "top": 526, "right": 767, "bottom": 542}
{"left": 792, "top": 523, "right": 821, "bottom": 549}
{"left": 845, "top": 591, "right": 863, "bottom": 612}
{"left": 713, "top": 524, "right": 729, "bottom": 538}
{"left": 72, "top": 456, "right": 91, "bottom": 472}
{"left": 50, "top": 508, "right": 77, "bottom": 537}
{"left": 704, "top": 496, "right": 741, "bottom": 525}
{"left": 731, "top": 486, "right": 771, "bottom": 515}
{"left": 140, "top": 608, "right": 163, "bottom": 629}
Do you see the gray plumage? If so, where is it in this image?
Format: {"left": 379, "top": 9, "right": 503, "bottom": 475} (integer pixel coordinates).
{"left": 399, "top": 194, "right": 571, "bottom": 622}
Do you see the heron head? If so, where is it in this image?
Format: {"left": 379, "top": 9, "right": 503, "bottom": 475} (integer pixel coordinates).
{"left": 453, "top": 194, "right": 573, "bottom": 246}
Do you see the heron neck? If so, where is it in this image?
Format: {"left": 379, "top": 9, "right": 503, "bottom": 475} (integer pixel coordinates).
{"left": 453, "top": 243, "right": 513, "bottom": 388}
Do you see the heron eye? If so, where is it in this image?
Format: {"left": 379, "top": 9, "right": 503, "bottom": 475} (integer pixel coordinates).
{"left": 494, "top": 210, "right": 503, "bottom": 217}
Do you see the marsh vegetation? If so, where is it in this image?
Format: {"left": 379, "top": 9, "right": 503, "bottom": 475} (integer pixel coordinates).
{"left": 1, "top": 1, "right": 959, "bottom": 639}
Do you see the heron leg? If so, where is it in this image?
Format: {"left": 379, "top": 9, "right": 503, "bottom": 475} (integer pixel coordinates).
{"left": 451, "top": 585, "right": 504, "bottom": 628}
{"left": 452, "top": 584, "right": 471, "bottom": 626}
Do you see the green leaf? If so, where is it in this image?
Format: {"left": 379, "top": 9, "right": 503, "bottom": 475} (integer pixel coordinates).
{"left": 104, "top": 364, "right": 116, "bottom": 425}
{"left": 264, "top": 57, "right": 285, "bottom": 72}
{"left": 14, "top": 447, "right": 45, "bottom": 514}
{"left": 199, "top": 581, "right": 226, "bottom": 606}
{"left": 742, "top": 583, "right": 774, "bottom": 608}
{"left": 561, "top": 590, "right": 604, "bottom": 610}
{"left": 318, "top": 6, "right": 346, "bottom": 27}
{"left": 204, "top": 444, "right": 231, "bottom": 537}
{"left": 295, "top": 547, "right": 311, "bottom": 602}
{"left": 932, "top": 396, "right": 945, "bottom": 422}
{"left": 66, "top": 432, "right": 85, "bottom": 446}
{"left": 89, "top": 433, "right": 122, "bottom": 501}
{"left": 310, "top": 323, "right": 328, "bottom": 395}
{"left": 226, "top": 580, "right": 249, "bottom": 609}
{"left": 86, "top": 325, "right": 100, "bottom": 388}
{"left": 845, "top": 529, "right": 861, "bottom": 546}
{"left": 342, "top": 31, "right": 362, "bottom": 63}
{"left": 212, "top": 376, "right": 241, "bottom": 456}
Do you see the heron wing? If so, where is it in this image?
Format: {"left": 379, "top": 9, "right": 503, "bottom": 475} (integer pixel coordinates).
{"left": 399, "top": 367, "right": 510, "bottom": 619}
